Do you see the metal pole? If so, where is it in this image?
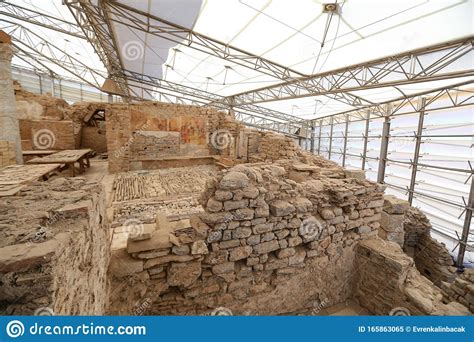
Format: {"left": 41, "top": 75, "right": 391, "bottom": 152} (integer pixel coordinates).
{"left": 310, "top": 121, "right": 315, "bottom": 154}
{"left": 38, "top": 74, "right": 43, "bottom": 94}
{"left": 408, "top": 97, "right": 427, "bottom": 204}
{"left": 59, "top": 78, "right": 63, "bottom": 99}
{"left": 50, "top": 75, "right": 55, "bottom": 97}
{"left": 377, "top": 105, "right": 391, "bottom": 184}
{"left": 80, "top": 83, "right": 83, "bottom": 101}
{"left": 342, "top": 115, "right": 349, "bottom": 167}
{"left": 362, "top": 110, "right": 370, "bottom": 170}
{"left": 456, "top": 178, "right": 474, "bottom": 268}
{"left": 317, "top": 120, "right": 322, "bottom": 155}
{"left": 328, "top": 117, "right": 334, "bottom": 160}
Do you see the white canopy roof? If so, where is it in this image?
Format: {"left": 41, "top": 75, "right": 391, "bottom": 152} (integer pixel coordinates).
{"left": 3, "top": 0, "right": 473, "bottom": 118}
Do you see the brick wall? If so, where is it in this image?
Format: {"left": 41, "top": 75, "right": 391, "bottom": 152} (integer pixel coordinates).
{"left": 353, "top": 239, "right": 469, "bottom": 315}
{"left": 81, "top": 126, "right": 107, "bottom": 153}
{"left": 0, "top": 178, "right": 110, "bottom": 315}
{"left": 105, "top": 102, "right": 228, "bottom": 173}
{"left": 19, "top": 119, "right": 75, "bottom": 150}
{"left": 0, "top": 140, "right": 16, "bottom": 168}
{"left": 108, "top": 161, "right": 387, "bottom": 315}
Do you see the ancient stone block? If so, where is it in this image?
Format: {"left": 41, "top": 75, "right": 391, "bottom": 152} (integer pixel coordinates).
{"left": 207, "top": 198, "right": 223, "bottom": 212}
{"left": 191, "top": 240, "right": 209, "bottom": 255}
{"left": 224, "top": 199, "right": 249, "bottom": 211}
{"left": 212, "top": 261, "right": 235, "bottom": 274}
{"left": 269, "top": 200, "right": 295, "bottom": 217}
{"left": 219, "top": 172, "right": 249, "bottom": 190}
{"left": 229, "top": 246, "right": 253, "bottom": 261}
{"left": 253, "top": 240, "right": 280, "bottom": 254}
{"left": 233, "top": 227, "right": 252, "bottom": 239}
{"left": 383, "top": 195, "right": 410, "bottom": 214}
{"left": 167, "top": 261, "right": 201, "bottom": 287}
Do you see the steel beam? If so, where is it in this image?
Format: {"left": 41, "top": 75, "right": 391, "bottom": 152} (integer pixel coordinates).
{"left": 408, "top": 97, "right": 427, "bottom": 204}
{"left": 65, "top": 0, "right": 130, "bottom": 97}
{"left": 361, "top": 110, "right": 370, "bottom": 170}
{"left": 311, "top": 80, "right": 474, "bottom": 126}
{"left": 227, "top": 37, "right": 474, "bottom": 106}
{"left": 0, "top": 1, "right": 85, "bottom": 38}
{"left": 342, "top": 116, "right": 349, "bottom": 167}
{"left": 328, "top": 117, "right": 334, "bottom": 160}
{"left": 377, "top": 106, "right": 392, "bottom": 184}
{"left": 317, "top": 121, "right": 322, "bottom": 155}
{"left": 93, "top": 0, "right": 306, "bottom": 81}
{"left": 457, "top": 178, "right": 474, "bottom": 268}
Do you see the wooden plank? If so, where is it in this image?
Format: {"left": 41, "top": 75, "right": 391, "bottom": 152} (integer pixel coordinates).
{"left": 0, "top": 164, "right": 61, "bottom": 196}
{"left": 27, "top": 149, "right": 92, "bottom": 165}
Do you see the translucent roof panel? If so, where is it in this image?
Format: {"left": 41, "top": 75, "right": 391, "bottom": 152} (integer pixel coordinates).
{"left": 1, "top": 0, "right": 472, "bottom": 118}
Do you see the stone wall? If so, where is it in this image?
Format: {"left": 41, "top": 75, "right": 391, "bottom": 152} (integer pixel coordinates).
{"left": 353, "top": 238, "right": 470, "bottom": 315}
{"left": 104, "top": 103, "right": 230, "bottom": 173}
{"left": 14, "top": 81, "right": 69, "bottom": 121}
{"left": 248, "top": 132, "right": 298, "bottom": 162}
{"left": 81, "top": 126, "right": 107, "bottom": 153}
{"left": 107, "top": 161, "right": 385, "bottom": 315}
{"left": 19, "top": 119, "right": 76, "bottom": 150}
{"left": 0, "top": 178, "right": 110, "bottom": 315}
{"left": 379, "top": 195, "right": 455, "bottom": 285}
{"left": 440, "top": 269, "right": 474, "bottom": 313}
{"left": 0, "top": 140, "right": 16, "bottom": 168}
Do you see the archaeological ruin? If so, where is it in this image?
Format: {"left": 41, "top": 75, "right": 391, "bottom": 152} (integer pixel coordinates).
{"left": 0, "top": 2, "right": 472, "bottom": 323}
{"left": 0, "top": 73, "right": 472, "bottom": 316}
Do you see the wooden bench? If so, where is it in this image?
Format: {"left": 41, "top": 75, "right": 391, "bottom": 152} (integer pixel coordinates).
{"left": 0, "top": 164, "right": 61, "bottom": 196}
{"left": 27, "top": 149, "right": 92, "bottom": 177}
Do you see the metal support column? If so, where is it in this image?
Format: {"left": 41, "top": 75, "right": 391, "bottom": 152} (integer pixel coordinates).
{"left": 361, "top": 110, "right": 370, "bottom": 170}
{"left": 377, "top": 106, "right": 392, "bottom": 184}
{"left": 408, "top": 97, "right": 427, "bottom": 204}
{"left": 310, "top": 122, "right": 315, "bottom": 154}
{"left": 108, "top": 94, "right": 113, "bottom": 103}
{"left": 342, "top": 116, "right": 349, "bottom": 167}
{"left": 317, "top": 120, "right": 322, "bottom": 155}
{"left": 457, "top": 178, "right": 474, "bottom": 268}
{"left": 38, "top": 74, "right": 43, "bottom": 94}
{"left": 50, "top": 75, "right": 55, "bottom": 97}
{"left": 328, "top": 117, "right": 334, "bottom": 160}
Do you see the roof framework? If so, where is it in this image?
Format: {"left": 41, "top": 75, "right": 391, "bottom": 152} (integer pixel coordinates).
{"left": 0, "top": 1, "right": 471, "bottom": 124}
{"left": 0, "top": 1, "right": 472, "bottom": 129}
{"left": 0, "top": 0, "right": 472, "bottom": 266}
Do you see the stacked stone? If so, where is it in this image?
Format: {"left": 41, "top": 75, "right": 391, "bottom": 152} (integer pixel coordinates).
{"left": 379, "top": 195, "right": 455, "bottom": 285}
{"left": 105, "top": 102, "right": 225, "bottom": 173}
{"left": 440, "top": 269, "right": 474, "bottom": 312}
{"left": 0, "top": 177, "right": 110, "bottom": 315}
{"left": 248, "top": 132, "right": 298, "bottom": 162}
{"left": 354, "top": 239, "right": 470, "bottom": 315}
{"left": 0, "top": 140, "right": 16, "bottom": 167}
{"left": 108, "top": 162, "right": 386, "bottom": 315}
{"left": 379, "top": 195, "right": 411, "bottom": 246}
